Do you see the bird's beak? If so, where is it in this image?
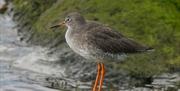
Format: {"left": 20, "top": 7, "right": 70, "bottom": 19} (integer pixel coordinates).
{"left": 50, "top": 21, "right": 65, "bottom": 29}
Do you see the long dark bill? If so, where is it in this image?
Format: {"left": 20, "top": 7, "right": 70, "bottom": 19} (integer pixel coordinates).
{"left": 50, "top": 24, "right": 61, "bottom": 28}
{"left": 50, "top": 21, "right": 65, "bottom": 29}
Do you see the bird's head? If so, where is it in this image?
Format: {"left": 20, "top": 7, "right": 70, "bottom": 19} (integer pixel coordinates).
{"left": 50, "top": 12, "right": 86, "bottom": 29}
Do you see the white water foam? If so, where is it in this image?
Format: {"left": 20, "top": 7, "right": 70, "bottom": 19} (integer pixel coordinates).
{"left": 0, "top": 1, "right": 65, "bottom": 91}
{"left": 12, "top": 46, "right": 65, "bottom": 76}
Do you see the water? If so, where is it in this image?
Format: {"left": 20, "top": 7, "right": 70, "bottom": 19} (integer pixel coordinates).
{"left": 0, "top": 3, "right": 62, "bottom": 91}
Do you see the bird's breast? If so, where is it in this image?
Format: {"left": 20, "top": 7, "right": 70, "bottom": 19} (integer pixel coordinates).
{"left": 65, "top": 28, "right": 90, "bottom": 58}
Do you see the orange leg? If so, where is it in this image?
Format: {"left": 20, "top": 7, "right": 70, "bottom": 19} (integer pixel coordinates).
{"left": 92, "top": 63, "right": 101, "bottom": 91}
{"left": 98, "top": 63, "right": 105, "bottom": 91}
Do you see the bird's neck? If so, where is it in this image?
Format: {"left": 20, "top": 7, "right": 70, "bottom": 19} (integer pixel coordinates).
{"left": 68, "top": 23, "right": 86, "bottom": 31}
{"left": 65, "top": 24, "right": 85, "bottom": 40}
{"left": 65, "top": 26, "right": 78, "bottom": 37}
{"left": 65, "top": 27, "right": 73, "bottom": 41}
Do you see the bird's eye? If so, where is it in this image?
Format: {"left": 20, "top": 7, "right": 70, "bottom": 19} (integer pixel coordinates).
{"left": 65, "top": 17, "right": 71, "bottom": 22}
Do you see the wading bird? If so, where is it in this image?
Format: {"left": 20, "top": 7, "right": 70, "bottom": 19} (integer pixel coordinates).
{"left": 51, "top": 12, "right": 153, "bottom": 91}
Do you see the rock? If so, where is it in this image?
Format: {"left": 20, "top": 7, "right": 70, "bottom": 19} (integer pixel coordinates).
{"left": 0, "top": 0, "right": 8, "bottom": 13}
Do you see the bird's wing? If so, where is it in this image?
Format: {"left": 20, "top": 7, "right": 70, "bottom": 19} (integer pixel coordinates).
{"left": 85, "top": 25, "right": 152, "bottom": 54}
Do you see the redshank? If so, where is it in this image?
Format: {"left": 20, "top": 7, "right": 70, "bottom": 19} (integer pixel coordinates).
{"left": 51, "top": 12, "right": 153, "bottom": 91}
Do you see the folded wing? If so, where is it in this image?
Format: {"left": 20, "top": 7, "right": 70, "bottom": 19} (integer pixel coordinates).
{"left": 85, "top": 25, "right": 152, "bottom": 54}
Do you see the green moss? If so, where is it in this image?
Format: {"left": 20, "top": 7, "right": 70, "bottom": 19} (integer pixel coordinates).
{"left": 13, "top": 0, "right": 180, "bottom": 78}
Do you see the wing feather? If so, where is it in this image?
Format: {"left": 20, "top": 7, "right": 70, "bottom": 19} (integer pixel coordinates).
{"left": 85, "top": 25, "right": 151, "bottom": 54}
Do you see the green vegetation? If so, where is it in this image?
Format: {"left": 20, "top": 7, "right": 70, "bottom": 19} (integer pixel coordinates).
{"left": 13, "top": 0, "right": 180, "bottom": 81}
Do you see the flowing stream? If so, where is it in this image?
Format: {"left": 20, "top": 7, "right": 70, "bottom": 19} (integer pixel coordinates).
{"left": 0, "top": 3, "right": 63, "bottom": 91}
